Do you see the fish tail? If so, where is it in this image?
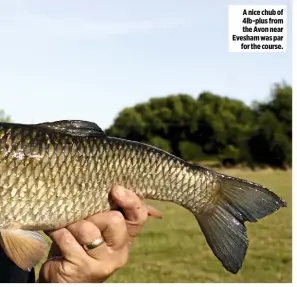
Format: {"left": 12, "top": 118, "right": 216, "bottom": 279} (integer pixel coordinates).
{"left": 194, "top": 172, "right": 287, "bottom": 274}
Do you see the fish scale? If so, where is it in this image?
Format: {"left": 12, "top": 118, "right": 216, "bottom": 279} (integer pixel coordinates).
{"left": 0, "top": 120, "right": 287, "bottom": 274}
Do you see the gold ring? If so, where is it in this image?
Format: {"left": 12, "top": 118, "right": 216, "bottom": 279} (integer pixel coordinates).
{"left": 83, "top": 238, "right": 104, "bottom": 251}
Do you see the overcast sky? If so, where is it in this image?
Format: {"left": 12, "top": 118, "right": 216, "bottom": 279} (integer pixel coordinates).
{"left": 0, "top": 0, "right": 292, "bottom": 129}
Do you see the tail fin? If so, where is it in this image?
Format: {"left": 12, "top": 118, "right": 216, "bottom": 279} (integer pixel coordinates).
{"left": 195, "top": 173, "right": 287, "bottom": 274}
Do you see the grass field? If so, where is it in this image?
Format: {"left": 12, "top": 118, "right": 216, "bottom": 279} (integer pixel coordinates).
{"left": 36, "top": 169, "right": 292, "bottom": 283}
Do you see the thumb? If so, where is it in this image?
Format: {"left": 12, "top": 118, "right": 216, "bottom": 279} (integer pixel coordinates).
{"left": 38, "top": 257, "right": 64, "bottom": 283}
{"left": 38, "top": 228, "right": 86, "bottom": 282}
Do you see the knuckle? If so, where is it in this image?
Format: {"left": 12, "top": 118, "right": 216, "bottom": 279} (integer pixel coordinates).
{"left": 76, "top": 222, "right": 96, "bottom": 239}
{"left": 58, "top": 230, "right": 75, "bottom": 246}
{"left": 110, "top": 211, "right": 125, "bottom": 226}
{"left": 76, "top": 222, "right": 90, "bottom": 235}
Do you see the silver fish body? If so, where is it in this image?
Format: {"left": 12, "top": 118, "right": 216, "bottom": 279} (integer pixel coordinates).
{"left": 0, "top": 121, "right": 216, "bottom": 229}
{"left": 0, "top": 120, "right": 287, "bottom": 274}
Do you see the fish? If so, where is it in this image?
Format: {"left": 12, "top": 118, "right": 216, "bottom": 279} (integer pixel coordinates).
{"left": 0, "top": 120, "right": 286, "bottom": 274}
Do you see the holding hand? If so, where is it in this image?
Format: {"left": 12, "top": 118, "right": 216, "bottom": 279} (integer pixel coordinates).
{"left": 39, "top": 186, "right": 161, "bottom": 283}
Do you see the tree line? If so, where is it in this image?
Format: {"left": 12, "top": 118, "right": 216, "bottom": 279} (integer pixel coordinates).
{"left": 0, "top": 82, "right": 292, "bottom": 168}
{"left": 106, "top": 82, "right": 292, "bottom": 168}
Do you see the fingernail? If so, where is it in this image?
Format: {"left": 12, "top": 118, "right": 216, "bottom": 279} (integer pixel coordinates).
{"left": 115, "top": 187, "right": 126, "bottom": 199}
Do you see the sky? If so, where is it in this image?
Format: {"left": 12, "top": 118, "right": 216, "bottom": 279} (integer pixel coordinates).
{"left": 0, "top": 0, "right": 292, "bottom": 130}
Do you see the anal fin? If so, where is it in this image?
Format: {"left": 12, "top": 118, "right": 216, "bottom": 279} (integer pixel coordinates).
{"left": 0, "top": 229, "right": 49, "bottom": 271}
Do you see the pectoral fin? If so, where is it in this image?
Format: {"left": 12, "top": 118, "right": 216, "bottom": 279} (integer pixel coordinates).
{"left": 0, "top": 229, "right": 49, "bottom": 271}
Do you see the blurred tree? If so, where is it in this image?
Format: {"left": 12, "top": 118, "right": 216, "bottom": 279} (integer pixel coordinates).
{"left": 248, "top": 83, "right": 292, "bottom": 167}
{"left": 107, "top": 82, "right": 292, "bottom": 168}
{"left": 193, "top": 92, "right": 254, "bottom": 163}
{"left": 106, "top": 108, "right": 146, "bottom": 142}
{"left": 179, "top": 141, "right": 204, "bottom": 162}
{"left": 106, "top": 94, "right": 198, "bottom": 156}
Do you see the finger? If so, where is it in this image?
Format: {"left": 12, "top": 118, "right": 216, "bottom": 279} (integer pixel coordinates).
{"left": 86, "top": 211, "right": 128, "bottom": 250}
{"left": 46, "top": 228, "right": 85, "bottom": 259}
{"left": 147, "top": 205, "right": 163, "bottom": 219}
{"left": 111, "top": 185, "right": 148, "bottom": 225}
{"left": 67, "top": 220, "right": 107, "bottom": 259}
{"left": 86, "top": 212, "right": 130, "bottom": 274}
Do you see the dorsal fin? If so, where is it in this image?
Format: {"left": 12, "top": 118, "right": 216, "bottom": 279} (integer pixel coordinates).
{"left": 36, "top": 120, "right": 105, "bottom": 137}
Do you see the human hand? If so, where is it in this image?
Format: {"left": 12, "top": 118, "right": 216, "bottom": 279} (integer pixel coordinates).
{"left": 38, "top": 186, "right": 161, "bottom": 283}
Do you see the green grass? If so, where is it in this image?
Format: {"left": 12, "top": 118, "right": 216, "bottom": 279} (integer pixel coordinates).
{"left": 36, "top": 169, "right": 292, "bottom": 283}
